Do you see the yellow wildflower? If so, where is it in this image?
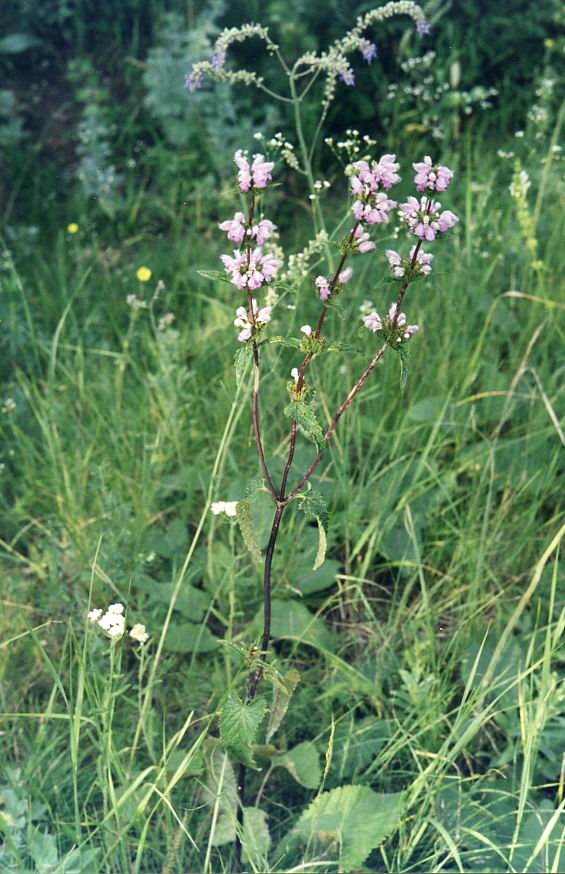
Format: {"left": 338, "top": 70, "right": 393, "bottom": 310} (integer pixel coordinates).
{"left": 136, "top": 266, "right": 152, "bottom": 282}
{"left": 67, "top": 223, "right": 79, "bottom": 234}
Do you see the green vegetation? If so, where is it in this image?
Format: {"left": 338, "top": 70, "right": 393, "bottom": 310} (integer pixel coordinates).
{"left": 0, "top": 1, "right": 564, "bottom": 871}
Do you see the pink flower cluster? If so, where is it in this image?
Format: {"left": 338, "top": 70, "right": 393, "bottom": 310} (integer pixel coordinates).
{"left": 219, "top": 212, "right": 275, "bottom": 246}
{"left": 349, "top": 155, "right": 400, "bottom": 225}
{"left": 398, "top": 196, "right": 458, "bottom": 242}
{"left": 362, "top": 302, "right": 419, "bottom": 342}
{"left": 234, "top": 150, "right": 274, "bottom": 192}
{"left": 413, "top": 156, "right": 453, "bottom": 193}
{"left": 221, "top": 248, "right": 278, "bottom": 291}
{"left": 218, "top": 151, "right": 280, "bottom": 343}
{"left": 386, "top": 247, "right": 433, "bottom": 278}
{"left": 234, "top": 299, "right": 272, "bottom": 342}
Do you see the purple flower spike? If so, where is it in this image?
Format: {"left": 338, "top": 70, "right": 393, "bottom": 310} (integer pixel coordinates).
{"left": 340, "top": 68, "right": 355, "bottom": 86}
{"left": 417, "top": 21, "right": 430, "bottom": 34}
{"left": 185, "top": 72, "right": 203, "bottom": 92}
{"left": 359, "top": 39, "right": 378, "bottom": 63}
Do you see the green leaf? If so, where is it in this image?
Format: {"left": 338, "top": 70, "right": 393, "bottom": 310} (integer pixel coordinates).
{"left": 203, "top": 745, "right": 237, "bottom": 846}
{"left": 136, "top": 577, "right": 211, "bottom": 622}
{"left": 234, "top": 345, "right": 252, "bottom": 387}
{"left": 242, "top": 807, "right": 271, "bottom": 866}
{"left": 329, "top": 715, "right": 390, "bottom": 782}
{"left": 0, "top": 33, "right": 42, "bottom": 54}
{"left": 219, "top": 694, "right": 267, "bottom": 768}
{"left": 259, "top": 599, "right": 335, "bottom": 652}
{"left": 299, "top": 490, "right": 329, "bottom": 570}
{"left": 164, "top": 621, "right": 220, "bottom": 654}
{"left": 28, "top": 828, "right": 58, "bottom": 872}
{"left": 284, "top": 398, "right": 325, "bottom": 450}
{"left": 325, "top": 341, "right": 364, "bottom": 354}
{"left": 197, "top": 268, "right": 234, "bottom": 285}
{"left": 262, "top": 335, "right": 302, "bottom": 349}
{"left": 293, "top": 558, "right": 340, "bottom": 595}
{"left": 266, "top": 669, "right": 300, "bottom": 743}
{"left": 275, "top": 741, "right": 321, "bottom": 789}
{"left": 279, "top": 786, "right": 402, "bottom": 872}
{"left": 236, "top": 499, "right": 263, "bottom": 564}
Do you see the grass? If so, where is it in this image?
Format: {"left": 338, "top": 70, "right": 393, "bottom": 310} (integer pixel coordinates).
{"left": 0, "top": 126, "right": 564, "bottom": 872}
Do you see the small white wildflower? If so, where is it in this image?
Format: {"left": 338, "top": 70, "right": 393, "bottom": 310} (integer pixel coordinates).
{"left": 158, "top": 313, "right": 175, "bottom": 331}
{"left": 291, "top": 367, "right": 299, "bottom": 383}
{"left": 300, "top": 325, "right": 312, "bottom": 336}
{"left": 87, "top": 608, "right": 103, "bottom": 622}
{"left": 129, "top": 623, "right": 149, "bottom": 644}
{"left": 108, "top": 603, "right": 124, "bottom": 615}
{"left": 3, "top": 398, "right": 16, "bottom": 413}
{"left": 211, "top": 501, "right": 238, "bottom": 517}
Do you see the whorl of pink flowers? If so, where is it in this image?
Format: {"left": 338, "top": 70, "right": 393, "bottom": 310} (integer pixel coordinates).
{"left": 221, "top": 247, "right": 279, "bottom": 291}
{"left": 234, "top": 299, "right": 272, "bottom": 343}
{"left": 234, "top": 150, "right": 274, "bottom": 192}
{"left": 386, "top": 247, "right": 433, "bottom": 278}
{"left": 413, "top": 156, "right": 453, "bottom": 193}
{"left": 398, "top": 195, "right": 458, "bottom": 242}
{"left": 315, "top": 276, "right": 331, "bottom": 301}
{"left": 362, "top": 302, "right": 419, "bottom": 341}
{"left": 353, "top": 225, "right": 375, "bottom": 253}
{"left": 219, "top": 213, "right": 275, "bottom": 246}
{"left": 350, "top": 154, "right": 400, "bottom": 226}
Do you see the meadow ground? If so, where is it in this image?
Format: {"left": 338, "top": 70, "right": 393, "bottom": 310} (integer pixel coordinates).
{"left": 0, "top": 121, "right": 564, "bottom": 872}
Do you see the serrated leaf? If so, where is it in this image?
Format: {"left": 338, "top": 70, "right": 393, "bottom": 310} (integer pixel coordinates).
{"left": 234, "top": 345, "right": 252, "bottom": 387}
{"left": 279, "top": 785, "right": 402, "bottom": 872}
{"left": 236, "top": 499, "right": 263, "bottom": 564}
{"left": 262, "top": 335, "right": 302, "bottom": 348}
{"left": 299, "top": 490, "right": 329, "bottom": 570}
{"left": 219, "top": 694, "right": 267, "bottom": 768}
{"left": 243, "top": 807, "right": 271, "bottom": 866}
{"left": 275, "top": 741, "right": 321, "bottom": 789}
{"left": 197, "top": 268, "right": 234, "bottom": 285}
{"left": 284, "top": 399, "right": 325, "bottom": 450}
{"left": 266, "top": 669, "right": 300, "bottom": 742}
{"left": 325, "top": 341, "right": 364, "bottom": 354}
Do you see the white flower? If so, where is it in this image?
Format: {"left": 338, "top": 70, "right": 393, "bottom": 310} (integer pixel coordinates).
{"left": 300, "top": 325, "right": 312, "bottom": 336}
{"left": 107, "top": 603, "right": 124, "bottom": 615}
{"left": 107, "top": 622, "right": 125, "bottom": 639}
{"left": 211, "top": 501, "right": 238, "bottom": 518}
{"left": 291, "top": 367, "right": 299, "bottom": 383}
{"left": 129, "top": 623, "right": 149, "bottom": 644}
{"left": 87, "top": 608, "right": 103, "bottom": 623}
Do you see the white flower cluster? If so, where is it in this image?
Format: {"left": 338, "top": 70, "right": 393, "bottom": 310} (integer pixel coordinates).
{"left": 87, "top": 603, "right": 149, "bottom": 643}
{"left": 255, "top": 131, "right": 300, "bottom": 171}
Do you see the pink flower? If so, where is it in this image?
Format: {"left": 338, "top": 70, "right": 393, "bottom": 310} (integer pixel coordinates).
{"left": 403, "top": 324, "right": 419, "bottom": 339}
{"left": 315, "top": 276, "right": 331, "bottom": 301}
{"left": 410, "top": 246, "right": 433, "bottom": 275}
{"left": 252, "top": 219, "right": 275, "bottom": 245}
{"left": 375, "top": 154, "right": 401, "bottom": 189}
{"left": 219, "top": 212, "right": 246, "bottom": 245}
{"left": 437, "top": 210, "right": 458, "bottom": 232}
{"left": 221, "top": 247, "right": 279, "bottom": 290}
{"left": 353, "top": 225, "right": 375, "bottom": 253}
{"left": 398, "top": 196, "right": 458, "bottom": 241}
{"left": 413, "top": 156, "right": 453, "bottom": 193}
{"left": 388, "top": 302, "right": 406, "bottom": 327}
{"left": 338, "top": 267, "right": 353, "bottom": 284}
{"left": 362, "top": 311, "right": 383, "bottom": 332}
{"left": 251, "top": 154, "right": 274, "bottom": 189}
{"left": 353, "top": 192, "right": 397, "bottom": 225}
{"left": 234, "top": 150, "right": 252, "bottom": 191}
{"left": 386, "top": 249, "right": 405, "bottom": 278}
{"left": 233, "top": 151, "right": 274, "bottom": 191}
{"left": 233, "top": 299, "right": 272, "bottom": 342}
